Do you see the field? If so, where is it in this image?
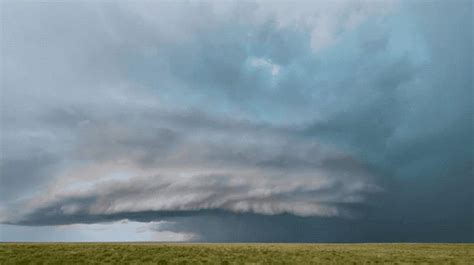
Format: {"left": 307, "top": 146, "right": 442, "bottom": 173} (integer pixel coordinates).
{"left": 0, "top": 243, "right": 473, "bottom": 264}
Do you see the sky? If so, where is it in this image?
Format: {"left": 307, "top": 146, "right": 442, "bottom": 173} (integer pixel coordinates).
{"left": 0, "top": 0, "right": 472, "bottom": 242}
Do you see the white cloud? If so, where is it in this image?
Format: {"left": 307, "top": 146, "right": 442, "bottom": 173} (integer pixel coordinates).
{"left": 0, "top": 221, "right": 194, "bottom": 242}
{"left": 248, "top": 57, "right": 281, "bottom": 76}
{"left": 253, "top": 0, "right": 398, "bottom": 52}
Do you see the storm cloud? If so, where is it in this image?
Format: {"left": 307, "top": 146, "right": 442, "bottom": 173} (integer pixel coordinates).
{"left": 0, "top": 0, "right": 472, "bottom": 242}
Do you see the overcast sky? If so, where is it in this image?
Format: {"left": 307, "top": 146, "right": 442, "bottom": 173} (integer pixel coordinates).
{"left": 0, "top": 0, "right": 472, "bottom": 242}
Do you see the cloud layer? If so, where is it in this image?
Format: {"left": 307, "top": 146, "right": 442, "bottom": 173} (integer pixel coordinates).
{"left": 1, "top": 0, "right": 472, "bottom": 242}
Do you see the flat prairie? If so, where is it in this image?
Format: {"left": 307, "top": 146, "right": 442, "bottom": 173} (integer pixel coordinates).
{"left": 0, "top": 243, "right": 473, "bottom": 264}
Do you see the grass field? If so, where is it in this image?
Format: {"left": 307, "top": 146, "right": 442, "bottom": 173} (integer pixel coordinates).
{"left": 0, "top": 243, "right": 473, "bottom": 264}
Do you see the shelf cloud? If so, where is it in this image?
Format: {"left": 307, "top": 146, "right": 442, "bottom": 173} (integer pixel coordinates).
{"left": 1, "top": 0, "right": 472, "bottom": 242}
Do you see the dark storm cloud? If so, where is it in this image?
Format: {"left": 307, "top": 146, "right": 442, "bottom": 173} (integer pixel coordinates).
{"left": 154, "top": 210, "right": 474, "bottom": 243}
{"left": 7, "top": 174, "right": 368, "bottom": 226}
{"left": 3, "top": 110, "right": 379, "bottom": 224}
{"left": 0, "top": 0, "right": 472, "bottom": 242}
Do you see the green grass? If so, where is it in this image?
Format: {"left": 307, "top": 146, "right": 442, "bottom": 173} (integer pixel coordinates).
{"left": 0, "top": 243, "right": 473, "bottom": 264}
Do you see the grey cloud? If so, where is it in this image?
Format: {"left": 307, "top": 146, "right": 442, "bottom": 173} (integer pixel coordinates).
{"left": 0, "top": 153, "right": 58, "bottom": 201}
{"left": 6, "top": 171, "right": 376, "bottom": 226}
{"left": 2, "top": 106, "right": 380, "bottom": 224}
{"left": 1, "top": 0, "right": 472, "bottom": 242}
{"left": 153, "top": 210, "right": 474, "bottom": 243}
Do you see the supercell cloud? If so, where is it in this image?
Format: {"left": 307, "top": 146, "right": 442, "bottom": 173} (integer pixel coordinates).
{"left": 0, "top": 0, "right": 472, "bottom": 242}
